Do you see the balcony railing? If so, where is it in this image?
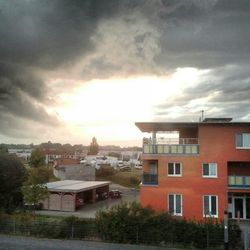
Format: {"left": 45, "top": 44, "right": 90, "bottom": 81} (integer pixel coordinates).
{"left": 143, "top": 138, "right": 199, "bottom": 155}
{"left": 142, "top": 173, "right": 158, "bottom": 185}
{"left": 228, "top": 176, "right": 250, "bottom": 188}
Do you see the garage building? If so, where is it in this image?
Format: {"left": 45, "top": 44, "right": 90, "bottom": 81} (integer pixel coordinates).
{"left": 42, "top": 180, "right": 110, "bottom": 212}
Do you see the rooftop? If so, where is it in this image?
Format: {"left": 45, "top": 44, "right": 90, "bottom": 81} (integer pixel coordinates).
{"left": 46, "top": 180, "right": 110, "bottom": 193}
{"left": 135, "top": 119, "right": 250, "bottom": 133}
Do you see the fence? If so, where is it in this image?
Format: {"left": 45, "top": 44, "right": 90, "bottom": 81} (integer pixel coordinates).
{"left": 0, "top": 214, "right": 241, "bottom": 249}
{"left": 0, "top": 215, "right": 98, "bottom": 240}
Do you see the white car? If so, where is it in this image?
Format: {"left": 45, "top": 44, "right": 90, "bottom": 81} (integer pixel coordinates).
{"left": 135, "top": 163, "right": 142, "bottom": 169}
{"left": 117, "top": 161, "right": 123, "bottom": 167}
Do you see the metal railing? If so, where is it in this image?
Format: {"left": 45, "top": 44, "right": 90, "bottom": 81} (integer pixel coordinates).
{"left": 142, "top": 137, "right": 199, "bottom": 155}
{"left": 228, "top": 176, "right": 250, "bottom": 188}
{"left": 142, "top": 173, "right": 158, "bottom": 185}
{"left": 143, "top": 144, "right": 199, "bottom": 155}
{"left": 143, "top": 137, "right": 199, "bottom": 145}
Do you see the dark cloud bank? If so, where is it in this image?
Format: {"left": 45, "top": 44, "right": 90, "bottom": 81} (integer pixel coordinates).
{"left": 0, "top": 0, "right": 250, "bottom": 141}
{"left": 0, "top": 0, "right": 121, "bottom": 138}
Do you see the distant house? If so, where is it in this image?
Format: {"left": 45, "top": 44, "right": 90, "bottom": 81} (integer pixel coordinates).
{"left": 8, "top": 148, "right": 32, "bottom": 160}
{"left": 53, "top": 158, "right": 95, "bottom": 181}
{"left": 135, "top": 118, "right": 250, "bottom": 220}
{"left": 43, "top": 149, "right": 80, "bottom": 164}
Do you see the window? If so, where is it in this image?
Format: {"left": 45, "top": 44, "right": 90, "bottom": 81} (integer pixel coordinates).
{"left": 203, "top": 195, "right": 218, "bottom": 217}
{"left": 168, "top": 194, "right": 182, "bottom": 216}
{"left": 149, "top": 162, "right": 157, "bottom": 174}
{"left": 202, "top": 163, "right": 217, "bottom": 178}
{"left": 168, "top": 162, "right": 182, "bottom": 176}
{"left": 236, "top": 133, "right": 250, "bottom": 148}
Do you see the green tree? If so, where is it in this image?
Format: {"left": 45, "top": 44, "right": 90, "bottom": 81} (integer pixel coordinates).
{"left": 88, "top": 137, "right": 99, "bottom": 155}
{"left": 29, "top": 148, "right": 45, "bottom": 167}
{"left": 0, "top": 144, "right": 8, "bottom": 154}
{"left": 0, "top": 155, "right": 27, "bottom": 213}
{"left": 21, "top": 169, "right": 49, "bottom": 211}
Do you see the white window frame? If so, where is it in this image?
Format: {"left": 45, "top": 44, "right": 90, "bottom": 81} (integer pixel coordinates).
{"left": 168, "top": 162, "right": 182, "bottom": 177}
{"left": 236, "top": 133, "right": 250, "bottom": 149}
{"left": 203, "top": 195, "right": 218, "bottom": 218}
{"left": 168, "top": 194, "right": 182, "bottom": 216}
{"left": 202, "top": 163, "right": 217, "bottom": 178}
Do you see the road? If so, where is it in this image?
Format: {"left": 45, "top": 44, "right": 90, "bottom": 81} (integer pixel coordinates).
{"left": 0, "top": 234, "right": 169, "bottom": 250}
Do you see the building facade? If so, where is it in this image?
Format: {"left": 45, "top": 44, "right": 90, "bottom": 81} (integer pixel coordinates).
{"left": 135, "top": 118, "right": 250, "bottom": 220}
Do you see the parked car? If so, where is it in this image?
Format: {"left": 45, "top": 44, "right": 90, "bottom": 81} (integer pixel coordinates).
{"left": 119, "top": 166, "right": 132, "bottom": 172}
{"left": 117, "top": 160, "right": 123, "bottom": 167}
{"left": 134, "top": 163, "right": 142, "bottom": 169}
{"left": 96, "top": 192, "right": 109, "bottom": 201}
{"left": 109, "top": 190, "right": 122, "bottom": 199}
{"left": 24, "top": 203, "right": 42, "bottom": 210}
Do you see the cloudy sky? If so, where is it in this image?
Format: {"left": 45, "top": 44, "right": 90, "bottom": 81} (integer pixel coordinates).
{"left": 0, "top": 0, "right": 250, "bottom": 146}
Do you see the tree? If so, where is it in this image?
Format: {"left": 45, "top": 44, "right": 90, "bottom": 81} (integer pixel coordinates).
{"left": 21, "top": 168, "right": 49, "bottom": 211}
{"left": 0, "top": 155, "right": 27, "bottom": 213}
{"left": 29, "top": 148, "right": 45, "bottom": 167}
{"left": 88, "top": 137, "right": 99, "bottom": 155}
{"left": 0, "top": 144, "right": 8, "bottom": 154}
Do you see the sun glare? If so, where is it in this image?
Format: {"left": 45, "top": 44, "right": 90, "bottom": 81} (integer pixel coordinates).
{"left": 54, "top": 68, "right": 204, "bottom": 144}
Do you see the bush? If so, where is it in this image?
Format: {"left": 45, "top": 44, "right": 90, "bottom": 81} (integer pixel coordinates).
{"left": 96, "top": 202, "right": 154, "bottom": 244}
{"left": 0, "top": 209, "right": 242, "bottom": 248}
{"left": 96, "top": 202, "right": 242, "bottom": 248}
{"left": 96, "top": 166, "right": 115, "bottom": 177}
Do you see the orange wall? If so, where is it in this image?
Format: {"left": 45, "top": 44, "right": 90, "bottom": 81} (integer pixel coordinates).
{"left": 141, "top": 124, "right": 250, "bottom": 220}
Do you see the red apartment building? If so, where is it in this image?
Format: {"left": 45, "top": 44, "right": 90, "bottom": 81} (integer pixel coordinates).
{"left": 135, "top": 118, "right": 250, "bottom": 220}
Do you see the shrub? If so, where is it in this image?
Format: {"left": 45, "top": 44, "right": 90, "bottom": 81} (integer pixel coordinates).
{"left": 96, "top": 166, "right": 115, "bottom": 177}
{"left": 95, "top": 202, "right": 242, "bottom": 248}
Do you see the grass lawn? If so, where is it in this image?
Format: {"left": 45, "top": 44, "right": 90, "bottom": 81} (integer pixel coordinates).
{"left": 96, "top": 167, "right": 142, "bottom": 188}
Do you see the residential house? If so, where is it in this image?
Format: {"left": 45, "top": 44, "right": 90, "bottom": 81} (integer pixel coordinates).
{"left": 135, "top": 118, "right": 250, "bottom": 220}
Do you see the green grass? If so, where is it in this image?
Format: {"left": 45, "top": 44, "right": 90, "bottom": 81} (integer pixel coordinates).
{"left": 96, "top": 168, "right": 142, "bottom": 188}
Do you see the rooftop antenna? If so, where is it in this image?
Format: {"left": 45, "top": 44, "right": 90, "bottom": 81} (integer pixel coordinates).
{"left": 201, "top": 110, "right": 204, "bottom": 122}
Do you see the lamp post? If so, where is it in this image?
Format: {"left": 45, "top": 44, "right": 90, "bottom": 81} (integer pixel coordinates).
{"left": 224, "top": 210, "right": 229, "bottom": 250}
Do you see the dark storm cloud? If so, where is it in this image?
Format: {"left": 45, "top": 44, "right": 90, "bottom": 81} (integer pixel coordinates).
{"left": 1, "top": 0, "right": 250, "bottom": 140}
{"left": 0, "top": 0, "right": 123, "bottom": 138}
{"left": 153, "top": 0, "right": 250, "bottom": 69}
{"left": 0, "top": 0, "right": 122, "bottom": 68}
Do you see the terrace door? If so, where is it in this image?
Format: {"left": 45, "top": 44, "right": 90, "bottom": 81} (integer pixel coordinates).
{"left": 234, "top": 197, "right": 244, "bottom": 219}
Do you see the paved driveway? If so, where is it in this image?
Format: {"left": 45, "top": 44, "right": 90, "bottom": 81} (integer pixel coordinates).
{"left": 36, "top": 183, "right": 139, "bottom": 218}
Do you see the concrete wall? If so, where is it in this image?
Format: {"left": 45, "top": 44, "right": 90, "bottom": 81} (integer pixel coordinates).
{"left": 54, "top": 164, "right": 95, "bottom": 181}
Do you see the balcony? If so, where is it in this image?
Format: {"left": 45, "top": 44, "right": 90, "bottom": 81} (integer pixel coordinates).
{"left": 228, "top": 176, "right": 250, "bottom": 189}
{"left": 143, "top": 137, "right": 199, "bottom": 155}
{"left": 142, "top": 173, "right": 158, "bottom": 185}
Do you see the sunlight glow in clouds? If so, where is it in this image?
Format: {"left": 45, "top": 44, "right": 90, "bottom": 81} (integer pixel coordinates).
{"left": 52, "top": 68, "right": 204, "bottom": 145}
